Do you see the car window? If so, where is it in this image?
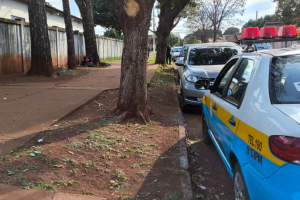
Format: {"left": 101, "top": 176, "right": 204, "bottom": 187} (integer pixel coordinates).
{"left": 213, "top": 58, "right": 239, "bottom": 97}
{"left": 188, "top": 47, "right": 239, "bottom": 65}
{"left": 173, "top": 48, "right": 182, "bottom": 52}
{"left": 225, "top": 59, "right": 255, "bottom": 106}
{"left": 270, "top": 55, "right": 300, "bottom": 104}
{"left": 180, "top": 45, "right": 189, "bottom": 57}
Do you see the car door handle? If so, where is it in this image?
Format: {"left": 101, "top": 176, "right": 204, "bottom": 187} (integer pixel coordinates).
{"left": 229, "top": 119, "right": 236, "bottom": 127}
{"left": 213, "top": 104, "right": 217, "bottom": 111}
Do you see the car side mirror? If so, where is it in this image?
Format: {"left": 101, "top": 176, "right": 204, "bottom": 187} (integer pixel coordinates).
{"left": 175, "top": 60, "right": 184, "bottom": 66}
{"left": 195, "top": 80, "right": 210, "bottom": 90}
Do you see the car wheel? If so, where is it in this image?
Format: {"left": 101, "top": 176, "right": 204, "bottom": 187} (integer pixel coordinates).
{"left": 233, "top": 163, "right": 250, "bottom": 200}
{"left": 202, "top": 109, "right": 213, "bottom": 145}
{"left": 180, "top": 88, "right": 189, "bottom": 113}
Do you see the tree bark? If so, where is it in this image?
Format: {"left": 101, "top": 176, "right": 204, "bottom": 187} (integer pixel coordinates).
{"left": 75, "top": 0, "right": 100, "bottom": 66}
{"left": 155, "top": 0, "right": 191, "bottom": 65}
{"left": 62, "top": 0, "right": 76, "bottom": 69}
{"left": 108, "top": 0, "right": 155, "bottom": 123}
{"left": 27, "top": 0, "right": 53, "bottom": 77}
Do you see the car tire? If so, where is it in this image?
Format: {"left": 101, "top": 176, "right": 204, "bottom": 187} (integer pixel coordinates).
{"left": 180, "top": 88, "right": 189, "bottom": 113}
{"left": 233, "top": 163, "right": 250, "bottom": 200}
{"left": 202, "top": 109, "right": 213, "bottom": 145}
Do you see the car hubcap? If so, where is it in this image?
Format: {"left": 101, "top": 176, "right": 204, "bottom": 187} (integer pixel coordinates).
{"left": 234, "top": 172, "right": 245, "bottom": 200}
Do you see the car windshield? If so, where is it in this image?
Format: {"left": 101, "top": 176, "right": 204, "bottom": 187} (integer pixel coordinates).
{"left": 270, "top": 55, "right": 300, "bottom": 104}
{"left": 188, "top": 47, "right": 239, "bottom": 65}
{"left": 180, "top": 45, "right": 189, "bottom": 57}
{"left": 173, "top": 48, "right": 181, "bottom": 52}
{"left": 254, "top": 43, "right": 271, "bottom": 50}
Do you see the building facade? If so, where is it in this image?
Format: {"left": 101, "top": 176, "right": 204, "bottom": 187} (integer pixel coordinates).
{"left": 0, "top": 0, "right": 84, "bottom": 32}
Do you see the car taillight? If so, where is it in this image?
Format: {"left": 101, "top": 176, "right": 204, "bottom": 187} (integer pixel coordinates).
{"left": 278, "top": 26, "right": 297, "bottom": 38}
{"left": 259, "top": 27, "right": 278, "bottom": 38}
{"left": 269, "top": 135, "right": 300, "bottom": 164}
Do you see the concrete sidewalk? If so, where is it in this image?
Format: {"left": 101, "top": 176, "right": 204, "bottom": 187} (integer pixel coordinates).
{"left": 0, "top": 57, "right": 158, "bottom": 157}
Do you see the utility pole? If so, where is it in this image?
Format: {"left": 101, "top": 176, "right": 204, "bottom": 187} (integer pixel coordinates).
{"left": 153, "top": 1, "right": 156, "bottom": 54}
{"left": 256, "top": 11, "right": 258, "bottom": 20}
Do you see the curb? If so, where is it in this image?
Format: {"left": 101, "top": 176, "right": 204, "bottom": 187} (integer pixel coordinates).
{"left": 172, "top": 68, "right": 194, "bottom": 200}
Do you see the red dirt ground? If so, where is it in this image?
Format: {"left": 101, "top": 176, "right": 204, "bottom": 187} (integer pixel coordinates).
{"left": 0, "top": 67, "right": 185, "bottom": 200}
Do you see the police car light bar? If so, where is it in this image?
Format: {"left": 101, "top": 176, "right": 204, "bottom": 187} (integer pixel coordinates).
{"left": 241, "top": 27, "right": 260, "bottom": 40}
{"left": 278, "top": 25, "right": 297, "bottom": 38}
{"left": 259, "top": 27, "right": 278, "bottom": 39}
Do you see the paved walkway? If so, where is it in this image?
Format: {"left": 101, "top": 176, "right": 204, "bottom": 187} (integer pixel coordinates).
{"left": 0, "top": 57, "right": 158, "bottom": 157}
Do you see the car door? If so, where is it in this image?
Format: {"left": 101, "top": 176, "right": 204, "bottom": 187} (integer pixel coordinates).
{"left": 205, "top": 58, "right": 240, "bottom": 143}
{"left": 215, "top": 58, "right": 255, "bottom": 161}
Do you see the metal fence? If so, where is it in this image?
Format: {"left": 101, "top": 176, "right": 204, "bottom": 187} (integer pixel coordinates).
{"left": 0, "top": 18, "right": 124, "bottom": 75}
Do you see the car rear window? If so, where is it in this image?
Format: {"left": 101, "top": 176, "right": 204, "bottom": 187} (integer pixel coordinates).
{"left": 188, "top": 47, "right": 239, "bottom": 65}
{"left": 173, "top": 48, "right": 181, "bottom": 52}
{"left": 180, "top": 45, "right": 189, "bottom": 57}
{"left": 270, "top": 55, "right": 300, "bottom": 104}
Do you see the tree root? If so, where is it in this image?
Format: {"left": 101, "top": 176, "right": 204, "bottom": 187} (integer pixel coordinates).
{"left": 116, "top": 111, "right": 133, "bottom": 123}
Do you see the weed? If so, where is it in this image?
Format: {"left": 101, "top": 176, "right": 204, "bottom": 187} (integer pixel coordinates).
{"left": 71, "top": 168, "right": 79, "bottom": 173}
{"left": 81, "top": 188, "right": 92, "bottom": 195}
{"left": 165, "top": 192, "right": 182, "bottom": 200}
{"left": 120, "top": 154, "right": 128, "bottom": 158}
{"left": 83, "top": 117, "right": 90, "bottom": 123}
{"left": 173, "top": 169, "right": 183, "bottom": 174}
{"left": 114, "top": 169, "right": 127, "bottom": 181}
{"left": 66, "top": 158, "right": 77, "bottom": 166}
{"left": 83, "top": 161, "right": 95, "bottom": 168}
{"left": 125, "top": 148, "right": 133, "bottom": 153}
{"left": 68, "top": 141, "right": 83, "bottom": 148}
{"left": 130, "top": 164, "right": 140, "bottom": 169}
{"left": 173, "top": 127, "right": 179, "bottom": 131}
{"left": 150, "top": 120, "right": 160, "bottom": 125}
{"left": 136, "top": 171, "right": 145, "bottom": 177}
{"left": 140, "top": 161, "right": 152, "bottom": 167}
{"left": 138, "top": 192, "right": 150, "bottom": 198}
{"left": 17, "top": 178, "right": 56, "bottom": 191}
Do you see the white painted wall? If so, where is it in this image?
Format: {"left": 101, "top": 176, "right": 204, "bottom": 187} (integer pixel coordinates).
{"left": 0, "top": 0, "right": 84, "bottom": 32}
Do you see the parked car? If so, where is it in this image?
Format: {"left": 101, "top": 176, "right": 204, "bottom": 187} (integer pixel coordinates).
{"left": 197, "top": 48, "right": 300, "bottom": 200}
{"left": 175, "top": 42, "right": 241, "bottom": 112}
{"left": 171, "top": 46, "right": 182, "bottom": 61}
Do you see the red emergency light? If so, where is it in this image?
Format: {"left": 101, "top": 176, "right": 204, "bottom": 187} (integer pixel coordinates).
{"left": 278, "top": 26, "right": 297, "bottom": 38}
{"left": 241, "top": 27, "right": 260, "bottom": 40}
{"left": 259, "top": 27, "right": 278, "bottom": 38}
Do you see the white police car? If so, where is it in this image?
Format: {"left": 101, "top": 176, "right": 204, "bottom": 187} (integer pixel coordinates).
{"left": 196, "top": 26, "right": 300, "bottom": 200}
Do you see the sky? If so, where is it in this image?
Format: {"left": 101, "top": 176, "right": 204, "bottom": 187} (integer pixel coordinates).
{"left": 47, "top": 0, "right": 277, "bottom": 38}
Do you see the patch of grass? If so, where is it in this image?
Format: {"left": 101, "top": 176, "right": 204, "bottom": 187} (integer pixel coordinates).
{"left": 131, "top": 164, "right": 140, "bottom": 169}
{"left": 148, "top": 57, "right": 156, "bottom": 65}
{"left": 16, "top": 177, "right": 56, "bottom": 191}
{"left": 68, "top": 141, "right": 83, "bottom": 148}
{"left": 81, "top": 188, "right": 92, "bottom": 195}
{"left": 111, "top": 169, "right": 127, "bottom": 189}
{"left": 114, "top": 169, "right": 127, "bottom": 181}
{"left": 56, "top": 69, "right": 89, "bottom": 77}
{"left": 139, "top": 161, "right": 152, "bottom": 167}
{"left": 173, "top": 127, "right": 179, "bottom": 131}
{"left": 138, "top": 192, "right": 150, "bottom": 198}
{"left": 83, "top": 161, "right": 95, "bottom": 168}
{"left": 120, "top": 154, "right": 128, "bottom": 158}
{"left": 165, "top": 192, "right": 182, "bottom": 200}
{"left": 125, "top": 148, "right": 133, "bottom": 153}
{"left": 136, "top": 171, "right": 145, "bottom": 177}
{"left": 83, "top": 117, "right": 90, "bottom": 123}
{"left": 172, "top": 169, "right": 183, "bottom": 175}
{"left": 102, "top": 56, "right": 122, "bottom": 63}
{"left": 66, "top": 158, "right": 77, "bottom": 166}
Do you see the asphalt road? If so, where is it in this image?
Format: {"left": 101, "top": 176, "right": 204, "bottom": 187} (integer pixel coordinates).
{"left": 173, "top": 67, "right": 233, "bottom": 199}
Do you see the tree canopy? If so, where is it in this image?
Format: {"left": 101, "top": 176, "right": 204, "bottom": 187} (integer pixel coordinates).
{"left": 223, "top": 27, "right": 240, "bottom": 35}
{"left": 242, "top": 14, "right": 282, "bottom": 29}
{"left": 183, "top": 36, "right": 200, "bottom": 44}
{"left": 184, "top": 29, "right": 222, "bottom": 43}
{"left": 168, "top": 33, "right": 180, "bottom": 47}
{"left": 273, "top": 0, "right": 299, "bottom": 25}
{"left": 92, "top": 0, "right": 121, "bottom": 34}
{"left": 104, "top": 29, "right": 124, "bottom": 40}
{"left": 187, "top": 0, "right": 246, "bottom": 42}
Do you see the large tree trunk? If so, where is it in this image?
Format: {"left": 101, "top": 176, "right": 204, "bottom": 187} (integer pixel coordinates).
{"left": 108, "top": 0, "right": 155, "bottom": 123}
{"left": 62, "top": 0, "right": 76, "bottom": 69}
{"left": 154, "top": 0, "right": 191, "bottom": 65}
{"left": 75, "top": 0, "right": 100, "bottom": 66}
{"left": 27, "top": 0, "right": 53, "bottom": 77}
{"left": 155, "top": 30, "right": 170, "bottom": 65}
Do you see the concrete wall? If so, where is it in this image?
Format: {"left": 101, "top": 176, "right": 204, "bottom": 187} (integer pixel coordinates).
{"left": 0, "top": 19, "right": 124, "bottom": 75}
{"left": 0, "top": 0, "right": 84, "bottom": 32}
